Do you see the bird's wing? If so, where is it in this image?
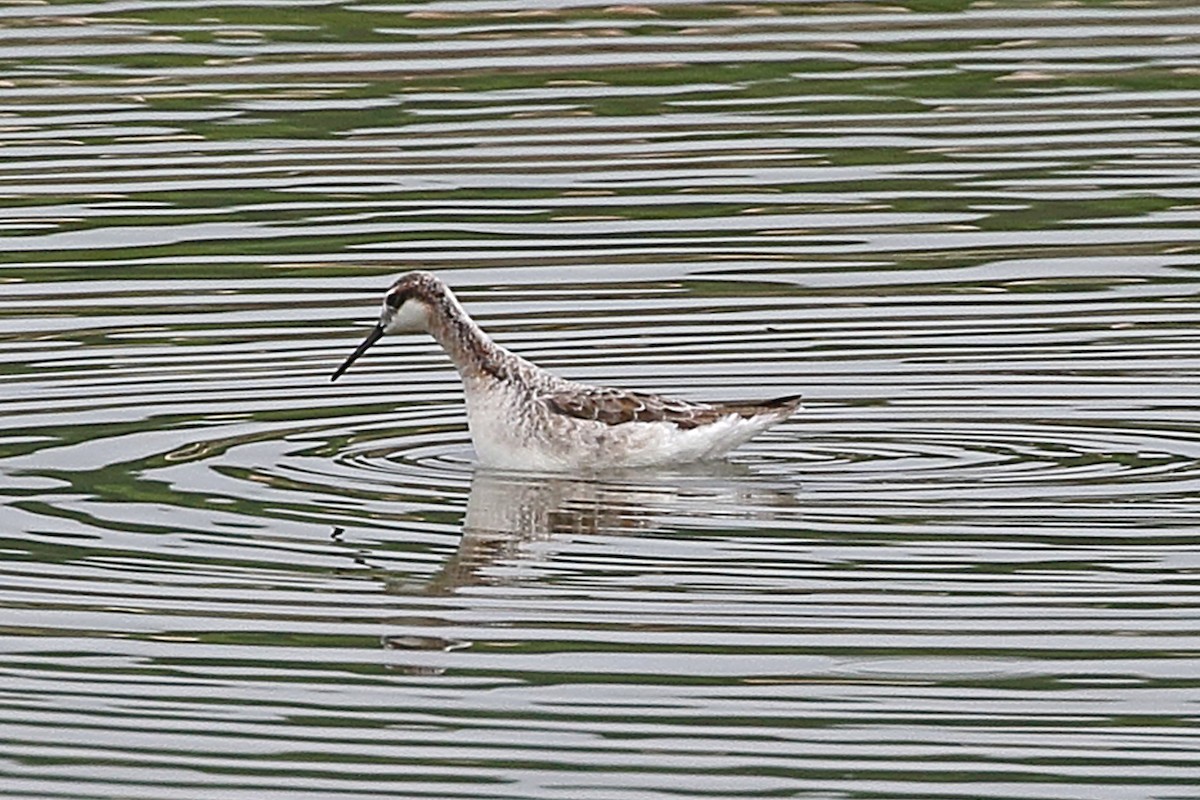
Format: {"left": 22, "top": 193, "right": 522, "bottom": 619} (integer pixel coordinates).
{"left": 542, "top": 387, "right": 721, "bottom": 430}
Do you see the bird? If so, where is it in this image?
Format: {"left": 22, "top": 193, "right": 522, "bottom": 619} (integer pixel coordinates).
{"left": 330, "top": 272, "right": 801, "bottom": 471}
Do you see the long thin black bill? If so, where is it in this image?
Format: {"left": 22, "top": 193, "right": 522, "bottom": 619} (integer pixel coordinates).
{"left": 331, "top": 324, "right": 385, "bottom": 382}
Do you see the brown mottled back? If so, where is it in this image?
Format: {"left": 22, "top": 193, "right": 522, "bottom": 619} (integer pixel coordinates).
{"left": 544, "top": 387, "right": 801, "bottom": 430}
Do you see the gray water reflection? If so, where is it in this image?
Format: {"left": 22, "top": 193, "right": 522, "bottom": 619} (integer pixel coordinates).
{"left": 379, "top": 466, "right": 802, "bottom": 672}
{"left": 433, "top": 466, "right": 801, "bottom": 590}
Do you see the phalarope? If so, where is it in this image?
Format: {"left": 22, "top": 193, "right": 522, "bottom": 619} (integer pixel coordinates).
{"left": 331, "top": 271, "right": 801, "bottom": 471}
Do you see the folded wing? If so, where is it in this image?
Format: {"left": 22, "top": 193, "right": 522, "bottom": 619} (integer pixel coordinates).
{"left": 543, "top": 387, "right": 801, "bottom": 430}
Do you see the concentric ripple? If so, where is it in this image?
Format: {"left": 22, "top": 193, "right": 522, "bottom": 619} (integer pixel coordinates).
{"left": 805, "top": 418, "right": 1200, "bottom": 493}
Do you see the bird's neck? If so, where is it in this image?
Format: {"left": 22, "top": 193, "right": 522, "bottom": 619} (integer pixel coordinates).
{"left": 425, "top": 288, "right": 514, "bottom": 382}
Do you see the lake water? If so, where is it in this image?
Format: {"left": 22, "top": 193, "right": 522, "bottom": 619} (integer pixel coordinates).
{"left": 2, "top": 2, "right": 1200, "bottom": 798}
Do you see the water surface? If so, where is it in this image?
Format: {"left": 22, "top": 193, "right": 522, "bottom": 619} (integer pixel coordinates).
{"left": 2, "top": 1, "right": 1200, "bottom": 798}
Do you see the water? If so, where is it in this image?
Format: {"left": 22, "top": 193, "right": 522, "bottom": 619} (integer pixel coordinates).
{"left": 3, "top": 2, "right": 1200, "bottom": 798}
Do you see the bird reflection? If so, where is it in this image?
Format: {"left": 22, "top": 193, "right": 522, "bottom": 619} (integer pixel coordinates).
{"left": 348, "top": 463, "right": 801, "bottom": 668}
{"left": 431, "top": 469, "right": 662, "bottom": 592}
{"left": 367, "top": 464, "right": 801, "bottom": 595}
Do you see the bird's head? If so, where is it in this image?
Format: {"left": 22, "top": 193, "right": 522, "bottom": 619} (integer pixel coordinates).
{"left": 330, "top": 271, "right": 443, "bottom": 381}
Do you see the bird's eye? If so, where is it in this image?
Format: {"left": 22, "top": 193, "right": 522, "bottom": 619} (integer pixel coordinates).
{"left": 385, "top": 290, "right": 407, "bottom": 309}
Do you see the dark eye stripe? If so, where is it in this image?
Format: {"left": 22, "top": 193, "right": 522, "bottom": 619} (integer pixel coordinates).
{"left": 385, "top": 288, "right": 410, "bottom": 309}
